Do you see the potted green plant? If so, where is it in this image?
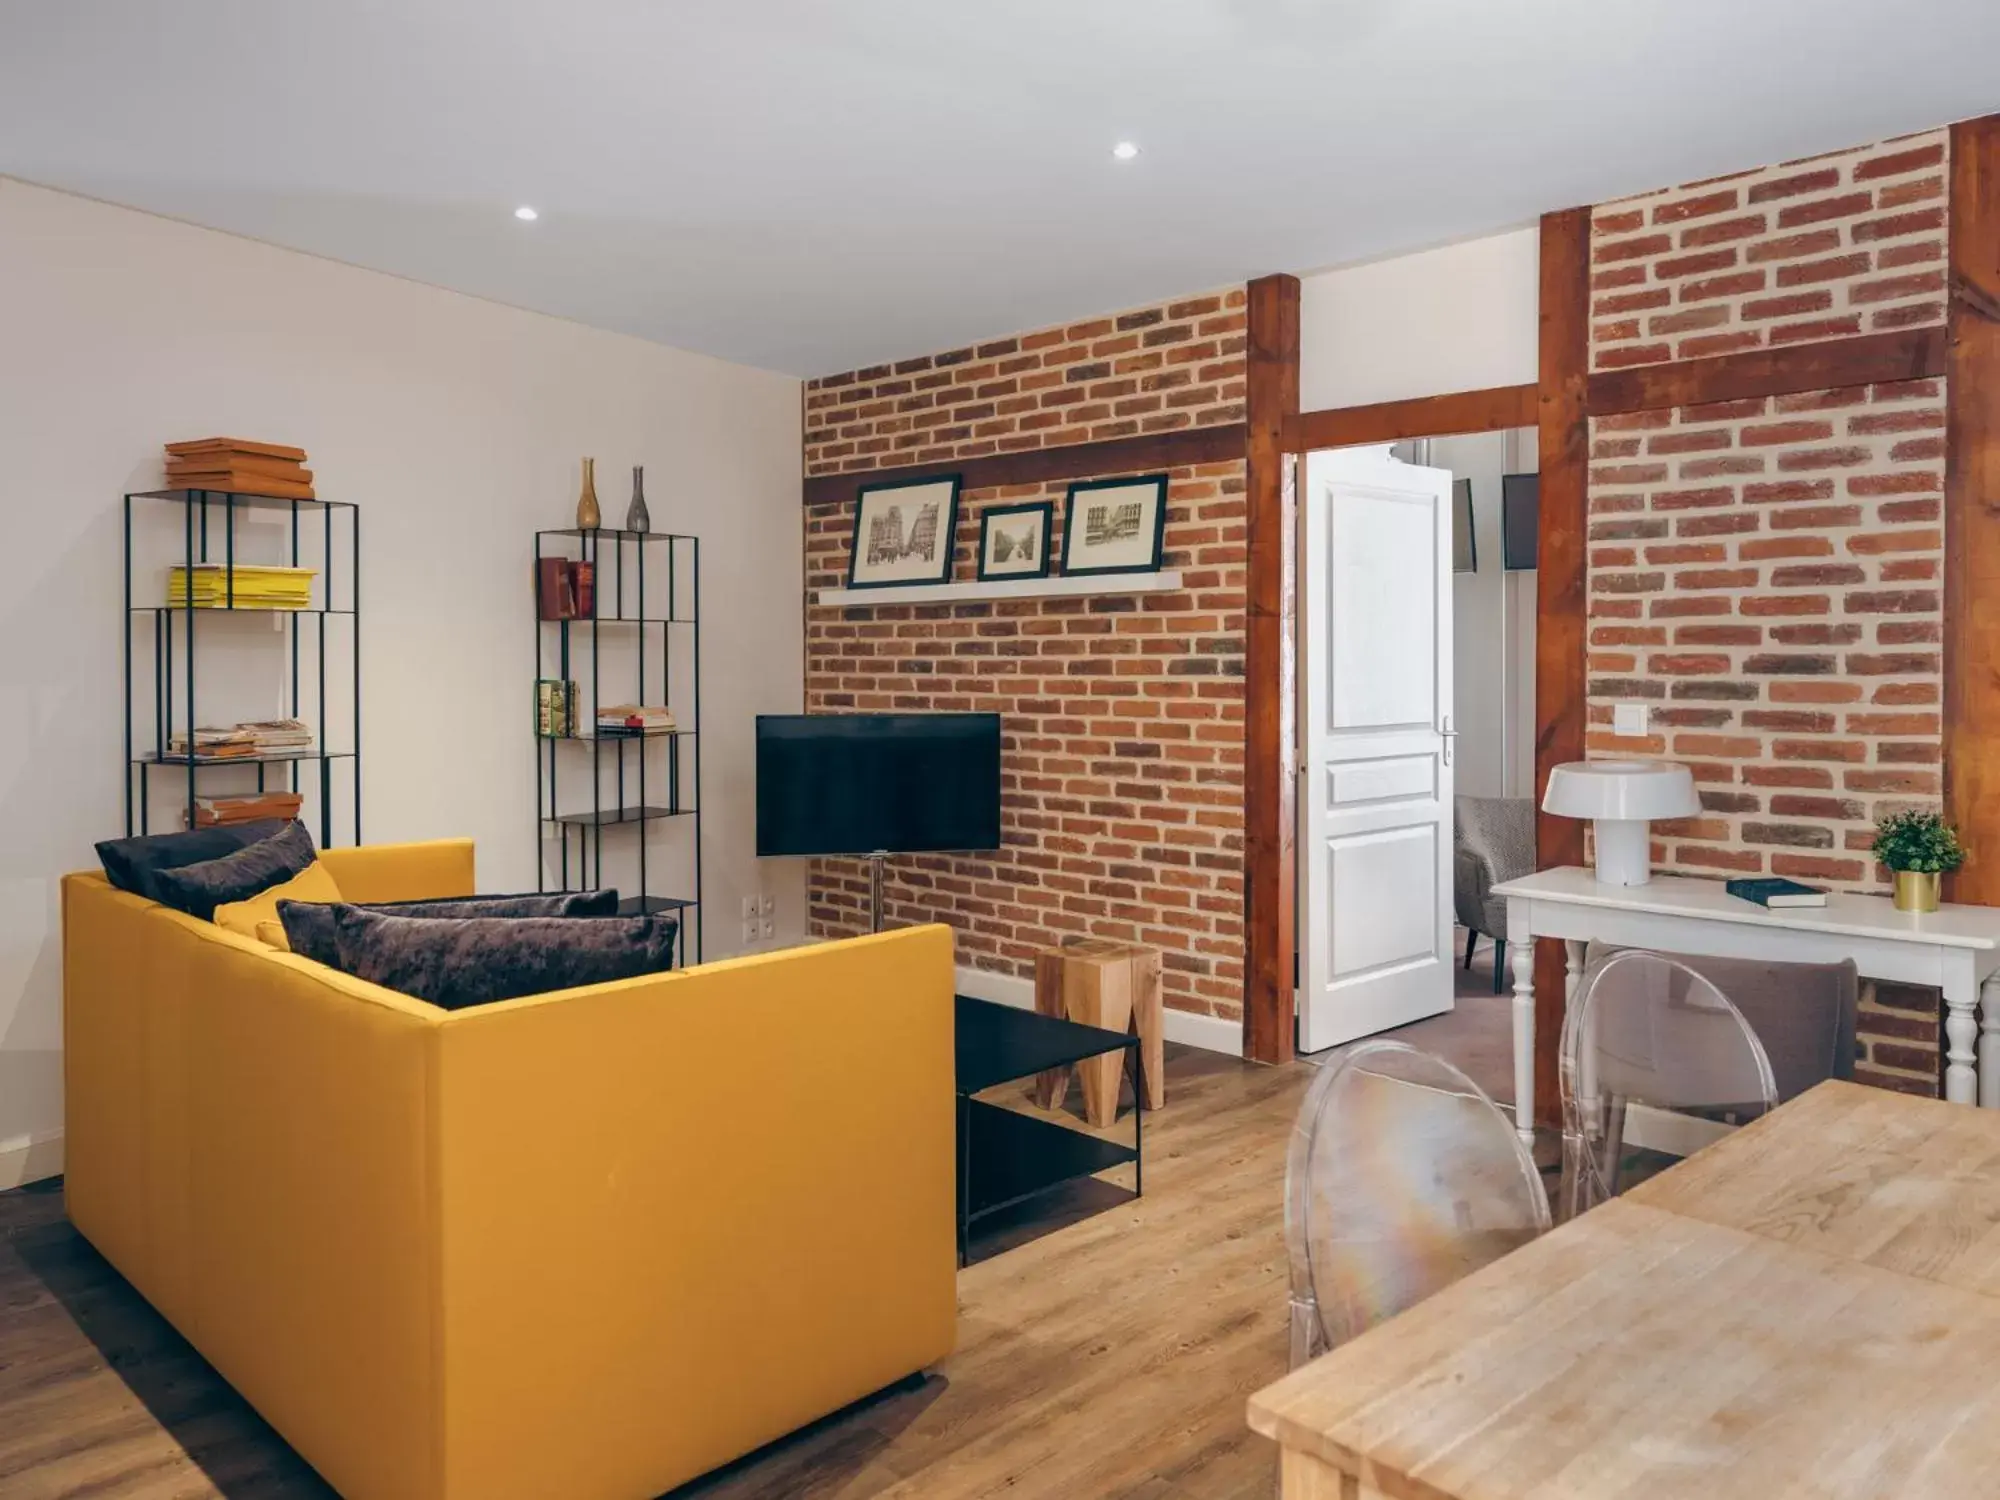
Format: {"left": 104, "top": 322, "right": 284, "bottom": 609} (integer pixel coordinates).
{"left": 1871, "top": 810, "right": 1964, "bottom": 913}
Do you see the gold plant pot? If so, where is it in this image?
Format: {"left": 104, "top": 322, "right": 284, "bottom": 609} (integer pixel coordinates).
{"left": 1893, "top": 870, "right": 1941, "bottom": 914}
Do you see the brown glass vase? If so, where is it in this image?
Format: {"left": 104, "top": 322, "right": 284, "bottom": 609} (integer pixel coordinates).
{"left": 575, "top": 457, "right": 601, "bottom": 531}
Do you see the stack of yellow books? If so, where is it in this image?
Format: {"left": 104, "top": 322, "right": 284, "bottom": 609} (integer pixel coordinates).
{"left": 168, "top": 563, "right": 318, "bottom": 609}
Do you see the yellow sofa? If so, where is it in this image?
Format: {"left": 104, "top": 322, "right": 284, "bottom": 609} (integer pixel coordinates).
{"left": 62, "top": 839, "right": 957, "bottom": 1500}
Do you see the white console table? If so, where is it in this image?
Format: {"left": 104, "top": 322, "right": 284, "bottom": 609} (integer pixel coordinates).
{"left": 1492, "top": 866, "right": 2000, "bottom": 1142}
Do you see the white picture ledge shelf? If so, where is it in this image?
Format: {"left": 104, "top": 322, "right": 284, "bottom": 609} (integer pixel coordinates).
{"left": 817, "top": 570, "right": 1182, "bottom": 608}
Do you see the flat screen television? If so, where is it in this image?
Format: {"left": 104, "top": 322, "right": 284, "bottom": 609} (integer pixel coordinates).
{"left": 1501, "top": 472, "right": 1540, "bottom": 571}
{"left": 755, "top": 713, "right": 1002, "bottom": 856}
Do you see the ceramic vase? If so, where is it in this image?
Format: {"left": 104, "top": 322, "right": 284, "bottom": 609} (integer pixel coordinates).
{"left": 626, "top": 465, "right": 651, "bottom": 534}
{"left": 575, "top": 457, "right": 601, "bottom": 531}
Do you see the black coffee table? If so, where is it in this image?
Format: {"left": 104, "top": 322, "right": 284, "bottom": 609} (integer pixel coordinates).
{"left": 955, "top": 994, "right": 1142, "bottom": 1265}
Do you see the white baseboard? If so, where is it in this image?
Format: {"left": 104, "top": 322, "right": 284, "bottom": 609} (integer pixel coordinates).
{"left": 0, "top": 1129, "right": 63, "bottom": 1190}
{"left": 955, "top": 965, "right": 1244, "bottom": 1057}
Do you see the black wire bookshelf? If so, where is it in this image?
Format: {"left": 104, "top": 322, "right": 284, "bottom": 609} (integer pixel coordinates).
{"left": 534, "top": 526, "right": 701, "bottom": 965}
{"left": 123, "top": 488, "right": 361, "bottom": 843}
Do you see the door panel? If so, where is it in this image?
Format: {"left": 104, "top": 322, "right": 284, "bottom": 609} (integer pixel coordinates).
{"left": 1299, "top": 448, "right": 1456, "bottom": 1053}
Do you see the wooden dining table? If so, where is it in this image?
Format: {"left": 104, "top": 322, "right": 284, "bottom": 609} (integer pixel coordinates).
{"left": 1248, "top": 1080, "right": 2000, "bottom": 1499}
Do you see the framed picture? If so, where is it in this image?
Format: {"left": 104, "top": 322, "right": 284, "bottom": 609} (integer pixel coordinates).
{"left": 1452, "top": 477, "right": 1477, "bottom": 574}
{"left": 976, "top": 502, "right": 1053, "bottom": 581}
{"left": 1501, "top": 472, "right": 1539, "bottom": 571}
{"left": 1061, "top": 474, "right": 1167, "bottom": 577}
{"left": 846, "top": 475, "right": 962, "bottom": 589}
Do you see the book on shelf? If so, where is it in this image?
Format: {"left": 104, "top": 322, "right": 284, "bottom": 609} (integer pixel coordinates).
{"left": 166, "top": 437, "right": 308, "bottom": 461}
{"left": 167, "top": 719, "right": 313, "bottom": 760}
{"left": 187, "top": 791, "right": 305, "bottom": 828}
{"left": 168, "top": 563, "right": 318, "bottom": 609}
{"left": 595, "top": 703, "right": 676, "bottom": 736}
{"left": 535, "top": 558, "right": 600, "bottom": 620}
{"left": 163, "top": 437, "right": 316, "bottom": 498}
{"left": 240, "top": 718, "right": 312, "bottom": 753}
{"left": 1724, "top": 877, "right": 1828, "bottom": 909}
{"left": 536, "top": 679, "right": 579, "bottom": 737}
{"left": 537, "top": 558, "right": 576, "bottom": 620}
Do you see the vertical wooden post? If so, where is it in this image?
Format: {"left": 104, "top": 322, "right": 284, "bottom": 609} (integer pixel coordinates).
{"left": 1245, "top": 273, "right": 1301, "bottom": 1065}
{"left": 1534, "top": 209, "right": 1592, "bottom": 1124}
{"left": 1946, "top": 116, "right": 2000, "bottom": 906}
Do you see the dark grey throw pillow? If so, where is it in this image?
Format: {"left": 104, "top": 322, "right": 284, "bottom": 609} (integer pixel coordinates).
{"left": 277, "top": 889, "right": 621, "bottom": 966}
{"left": 96, "top": 819, "right": 291, "bottom": 903}
{"left": 327, "top": 905, "right": 679, "bottom": 1011}
{"left": 147, "top": 821, "right": 317, "bottom": 921}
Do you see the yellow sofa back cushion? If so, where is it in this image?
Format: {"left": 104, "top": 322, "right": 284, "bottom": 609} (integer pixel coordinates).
{"left": 213, "top": 858, "right": 344, "bottom": 947}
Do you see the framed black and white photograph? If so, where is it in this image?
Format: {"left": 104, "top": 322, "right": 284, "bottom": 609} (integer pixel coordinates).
{"left": 1060, "top": 474, "right": 1167, "bottom": 577}
{"left": 976, "top": 502, "right": 1052, "bottom": 581}
{"left": 1452, "top": 477, "right": 1477, "bottom": 574}
{"left": 846, "top": 474, "right": 962, "bottom": 589}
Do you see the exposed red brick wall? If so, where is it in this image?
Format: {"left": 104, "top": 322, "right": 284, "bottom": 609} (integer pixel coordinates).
{"left": 1588, "top": 131, "right": 1950, "bottom": 1094}
{"left": 802, "top": 291, "right": 1250, "bottom": 1020}
{"left": 1592, "top": 131, "right": 1948, "bottom": 370}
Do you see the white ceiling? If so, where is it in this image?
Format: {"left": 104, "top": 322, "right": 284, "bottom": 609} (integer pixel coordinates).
{"left": 4, "top": 1, "right": 1996, "bottom": 377}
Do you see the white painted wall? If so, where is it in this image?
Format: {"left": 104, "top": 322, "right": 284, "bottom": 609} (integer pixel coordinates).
{"left": 0, "top": 178, "right": 805, "bottom": 1185}
{"left": 1298, "top": 226, "right": 1540, "bottom": 411}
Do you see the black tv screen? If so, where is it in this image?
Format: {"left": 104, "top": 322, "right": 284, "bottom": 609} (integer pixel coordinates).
{"left": 756, "top": 713, "right": 1002, "bottom": 856}
{"left": 1501, "top": 473, "right": 1540, "bottom": 571}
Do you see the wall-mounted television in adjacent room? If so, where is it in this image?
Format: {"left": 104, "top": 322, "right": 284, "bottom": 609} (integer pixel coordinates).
{"left": 755, "top": 713, "right": 1002, "bottom": 857}
{"left": 1501, "top": 473, "right": 1540, "bottom": 571}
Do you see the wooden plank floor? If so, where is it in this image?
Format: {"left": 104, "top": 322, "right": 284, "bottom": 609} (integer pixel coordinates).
{"left": 0, "top": 1045, "right": 1308, "bottom": 1500}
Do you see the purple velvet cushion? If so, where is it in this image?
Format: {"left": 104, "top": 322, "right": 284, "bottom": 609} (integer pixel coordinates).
{"left": 277, "top": 889, "right": 620, "bottom": 966}
{"left": 327, "top": 905, "right": 680, "bottom": 1011}
{"left": 96, "top": 819, "right": 292, "bottom": 904}
{"left": 146, "top": 821, "right": 316, "bottom": 921}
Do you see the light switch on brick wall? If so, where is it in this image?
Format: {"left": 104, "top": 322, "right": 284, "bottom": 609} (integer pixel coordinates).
{"left": 1613, "top": 702, "right": 1649, "bottom": 738}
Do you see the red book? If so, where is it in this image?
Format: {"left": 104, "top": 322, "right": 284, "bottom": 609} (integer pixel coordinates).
{"left": 537, "top": 557, "right": 574, "bottom": 619}
{"left": 570, "top": 560, "right": 595, "bottom": 618}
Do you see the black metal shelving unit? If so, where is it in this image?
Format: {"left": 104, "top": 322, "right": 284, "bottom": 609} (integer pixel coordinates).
{"left": 534, "top": 526, "right": 701, "bottom": 965}
{"left": 123, "top": 488, "right": 361, "bottom": 843}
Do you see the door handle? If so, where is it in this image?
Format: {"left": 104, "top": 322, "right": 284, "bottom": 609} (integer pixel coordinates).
{"left": 1440, "top": 715, "right": 1458, "bottom": 767}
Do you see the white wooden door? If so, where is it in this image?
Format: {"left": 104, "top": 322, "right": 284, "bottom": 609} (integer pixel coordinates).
{"left": 1298, "top": 446, "right": 1456, "bottom": 1053}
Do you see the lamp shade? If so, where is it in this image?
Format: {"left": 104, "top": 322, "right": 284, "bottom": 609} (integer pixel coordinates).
{"left": 1542, "top": 761, "right": 1701, "bottom": 821}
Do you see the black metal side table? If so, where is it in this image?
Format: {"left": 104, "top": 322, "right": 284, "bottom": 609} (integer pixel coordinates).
{"left": 954, "top": 994, "right": 1142, "bottom": 1265}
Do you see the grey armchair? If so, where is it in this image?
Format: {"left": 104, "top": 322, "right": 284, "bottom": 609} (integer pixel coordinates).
{"left": 1454, "top": 796, "right": 1535, "bottom": 993}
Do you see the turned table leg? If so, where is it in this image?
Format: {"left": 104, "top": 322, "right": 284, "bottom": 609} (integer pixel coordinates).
{"left": 1982, "top": 974, "right": 2000, "bottom": 1110}
{"left": 1943, "top": 960, "right": 1979, "bottom": 1107}
{"left": 1508, "top": 901, "right": 1535, "bottom": 1144}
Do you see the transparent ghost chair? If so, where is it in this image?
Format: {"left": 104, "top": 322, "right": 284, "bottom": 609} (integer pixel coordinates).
{"left": 1284, "top": 1041, "right": 1550, "bottom": 1369}
{"left": 1560, "top": 949, "right": 1779, "bottom": 1218}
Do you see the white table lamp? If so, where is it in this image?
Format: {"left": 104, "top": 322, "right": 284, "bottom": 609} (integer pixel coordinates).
{"left": 1542, "top": 760, "right": 1702, "bottom": 887}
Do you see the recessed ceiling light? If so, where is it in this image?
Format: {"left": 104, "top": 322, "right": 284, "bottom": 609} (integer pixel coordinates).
{"left": 514, "top": 205, "right": 539, "bottom": 222}
{"left": 1111, "top": 141, "right": 1140, "bottom": 161}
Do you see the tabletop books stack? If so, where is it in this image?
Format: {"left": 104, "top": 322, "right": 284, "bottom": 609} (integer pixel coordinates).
{"left": 165, "top": 438, "right": 316, "bottom": 499}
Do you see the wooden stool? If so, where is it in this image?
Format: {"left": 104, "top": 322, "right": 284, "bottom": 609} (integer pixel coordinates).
{"left": 1032, "top": 939, "right": 1165, "bottom": 1127}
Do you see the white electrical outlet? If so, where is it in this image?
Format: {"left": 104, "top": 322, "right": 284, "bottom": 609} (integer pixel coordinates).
{"left": 759, "top": 916, "right": 776, "bottom": 939}
{"left": 740, "top": 895, "right": 758, "bottom": 922}
{"left": 741, "top": 917, "right": 758, "bottom": 946}
{"left": 757, "top": 893, "right": 775, "bottom": 916}
{"left": 1613, "top": 702, "right": 1650, "bottom": 737}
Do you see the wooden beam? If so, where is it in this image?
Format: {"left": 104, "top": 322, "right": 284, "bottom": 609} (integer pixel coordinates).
{"left": 801, "top": 423, "right": 1247, "bottom": 506}
{"left": 1244, "top": 273, "right": 1300, "bottom": 1066}
{"left": 1534, "top": 208, "right": 1591, "bottom": 1128}
{"left": 1587, "top": 326, "right": 1948, "bottom": 417}
{"left": 1946, "top": 116, "right": 2000, "bottom": 905}
{"left": 1283, "top": 383, "right": 1538, "bottom": 452}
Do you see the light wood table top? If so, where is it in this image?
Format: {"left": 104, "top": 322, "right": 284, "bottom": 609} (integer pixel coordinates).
{"left": 1249, "top": 1082, "right": 2000, "bottom": 1499}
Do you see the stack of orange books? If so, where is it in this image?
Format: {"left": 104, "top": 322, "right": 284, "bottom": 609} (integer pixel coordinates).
{"left": 164, "top": 438, "right": 316, "bottom": 499}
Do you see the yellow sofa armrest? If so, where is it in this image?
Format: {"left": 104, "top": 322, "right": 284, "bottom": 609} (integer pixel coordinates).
{"left": 317, "top": 838, "right": 474, "bottom": 904}
{"left": 429, "top": 927, "right": 959, "bottom": 1500}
